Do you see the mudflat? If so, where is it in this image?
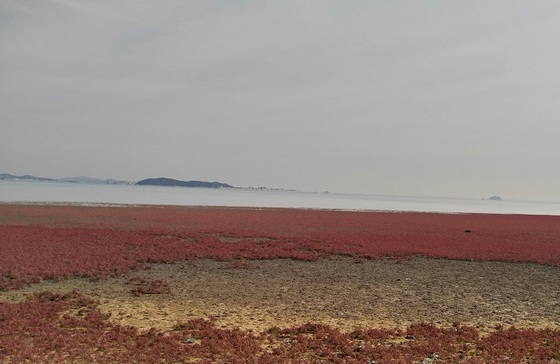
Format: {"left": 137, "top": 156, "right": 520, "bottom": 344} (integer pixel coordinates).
{"left": 2, "top": 256, "right": 558, "bottom": 334}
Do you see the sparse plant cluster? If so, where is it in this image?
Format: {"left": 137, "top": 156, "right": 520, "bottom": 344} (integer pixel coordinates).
{"left": 0, "top": 291, "right": 559, "bottom": 363}
{"left": 127, "top": 276, "right": 171, "bottom": 296}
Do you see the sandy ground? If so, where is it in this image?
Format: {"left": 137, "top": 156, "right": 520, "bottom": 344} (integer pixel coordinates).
{"left": 1, "top": 257, "right": 559, "bottom": 334}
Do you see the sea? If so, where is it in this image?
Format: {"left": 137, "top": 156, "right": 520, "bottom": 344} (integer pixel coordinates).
{"left": 1, "top": 180, "right": 560, "bottom": 216}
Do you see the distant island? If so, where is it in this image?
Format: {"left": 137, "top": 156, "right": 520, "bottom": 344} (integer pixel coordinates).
{"left": 487, "top": 195, "right": 502, "bottom": 201}
{"left": 136, "top": 177, "right": 233, "bottom": 189}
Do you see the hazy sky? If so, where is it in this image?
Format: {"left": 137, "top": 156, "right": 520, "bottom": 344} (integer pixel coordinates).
{"left": 2, "top": 1, "right": 560, "bottom": 201}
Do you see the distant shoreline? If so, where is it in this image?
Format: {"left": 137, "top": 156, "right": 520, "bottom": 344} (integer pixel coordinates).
{"left": 1, "top": 201, "right": 560, "bottom": 219}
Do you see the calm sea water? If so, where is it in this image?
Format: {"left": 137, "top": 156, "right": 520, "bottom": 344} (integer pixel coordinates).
{"left": 1, "top": 180, "right": 560, "bottom": 216}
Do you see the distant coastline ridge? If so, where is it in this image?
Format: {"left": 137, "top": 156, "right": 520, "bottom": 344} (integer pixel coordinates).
{"left": 0, "top": 173, "right": 278, "bottom": 190}
{"left": 0, "top": 173, "right": 130, "bottom": 185}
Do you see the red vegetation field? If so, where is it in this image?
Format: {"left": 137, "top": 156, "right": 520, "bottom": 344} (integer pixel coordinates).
{"left": 1, "top": 204, "right": 560, "bottom": 363}
{"left": 1, "top": 204, "right": 559, "bottom": 290}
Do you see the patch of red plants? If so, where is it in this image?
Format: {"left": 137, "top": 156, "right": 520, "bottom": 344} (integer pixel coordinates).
{"left": 1, "top": 291, "right": 559, "bottom": 363}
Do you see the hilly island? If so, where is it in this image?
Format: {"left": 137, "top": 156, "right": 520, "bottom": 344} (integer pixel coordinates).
{"left": 136, "top": 177, "right": 233, "bottom": 189}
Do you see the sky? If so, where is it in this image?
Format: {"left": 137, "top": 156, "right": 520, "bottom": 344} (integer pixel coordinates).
{"left": 2, "top": 1, "right": 560, "bottom": 201}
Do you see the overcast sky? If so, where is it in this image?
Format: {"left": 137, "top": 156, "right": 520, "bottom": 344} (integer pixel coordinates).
{"left": 2, "top": 1, "right": 560, "bottom": 201}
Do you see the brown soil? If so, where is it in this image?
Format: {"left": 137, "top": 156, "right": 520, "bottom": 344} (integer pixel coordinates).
{"left": 1, "top": 257, "right": 559, "bottom": 334}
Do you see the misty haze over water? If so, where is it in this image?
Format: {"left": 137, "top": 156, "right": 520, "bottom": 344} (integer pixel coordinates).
{"left": 1, "top": 181, "right": 560, "bottom": 216}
